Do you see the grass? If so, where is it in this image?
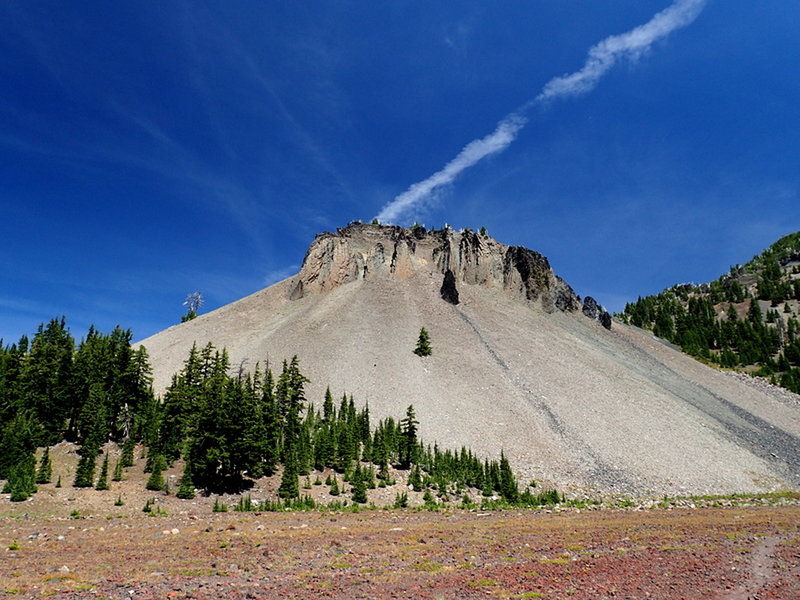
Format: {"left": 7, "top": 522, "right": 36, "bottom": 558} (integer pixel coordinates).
{"left": 410, "top": 559, "right": 443, "bottom": 572}
{"left": 468, "top": 578, "right": 500, "bottom": 587}
{"left": 538, "top": 557, "right": 570, "bottom": 565}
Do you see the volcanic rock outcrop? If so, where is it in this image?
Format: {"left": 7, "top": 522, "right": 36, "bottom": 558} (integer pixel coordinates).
{"left": 290, "top": 223, "right": 586, "bottom": 317}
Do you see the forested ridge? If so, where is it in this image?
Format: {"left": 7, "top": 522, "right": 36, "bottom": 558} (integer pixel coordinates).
{"left": 1, "top": 318, "right": 555, "bottom": 509}
{"left": 620, "top": 232, "right": 800, "bottom": 393}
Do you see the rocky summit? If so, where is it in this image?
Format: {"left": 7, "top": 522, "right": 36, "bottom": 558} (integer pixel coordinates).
{"left": 138, "top": 223, "right": 800, "bottom": 498}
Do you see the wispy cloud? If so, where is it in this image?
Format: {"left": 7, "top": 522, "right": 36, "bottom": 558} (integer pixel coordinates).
{"left": 376, "top": 0, "right": 707, "bottom": 224}
{"left": 376, "top": 114, "right": 526, "bottom": 223}
{"left": 536, "top": 0, "right": 706, "bottom": 102}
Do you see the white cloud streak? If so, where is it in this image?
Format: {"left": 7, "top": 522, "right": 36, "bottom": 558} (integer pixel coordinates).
{"left": 376, "top": 114, "right": 527, "bottom": 223}
{"left": 376, "top": 0, "right": 707, "bottom": 224}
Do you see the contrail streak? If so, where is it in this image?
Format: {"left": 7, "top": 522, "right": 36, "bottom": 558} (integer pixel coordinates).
{"left": 376, "top": 0, "right": 706, "bottom": 224}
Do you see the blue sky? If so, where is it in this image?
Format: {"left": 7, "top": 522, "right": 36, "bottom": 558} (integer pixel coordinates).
{"left": 1, "top": 1, "right": 798, "bottom": 344}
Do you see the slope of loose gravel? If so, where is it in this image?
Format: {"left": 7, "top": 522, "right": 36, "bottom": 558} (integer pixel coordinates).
{"left": 138, "top": 269, "right": 800, "bottom": 497}
{"left": 2, "top": 505, "right": 799, "bottom": 600}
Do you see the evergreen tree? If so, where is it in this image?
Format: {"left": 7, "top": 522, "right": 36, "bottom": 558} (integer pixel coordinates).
{"left": 350, "top": 462, "right": 368, "bottom": 504}
{"left": 73, "top": 452, "right": 97, "bottom": 488}
{"left": 278, "top": 447, "right": 300, "bottom": 499}
{"left": 261, "top": 368, "right": 280, "bottom": 476}
{"left": 112, "top": 458, "right": 124, "bottom": 482}
{"left": 35, "top": 447, "right": 52, "bottom": 484}
{"left": 18, "top": 317, "right": 75, "bottom": 445}
{"left": 413, "top": 327, "right": 432, "bottom": 357}
{"left": 176, "top": 462, "right": 196, "bottom": 499}
{"left": 408, "top": 465, "right": 423, "bottom": 492}
{"left": 399, "top": 405, "right": 419, "bottom": 469}
{"left": 75, "top": 384, "right": 110, "bottom": 455}
{"left": 329, "top": 474, "right": 340, "bottom": 496}
{"left": 95, "top": 452, "right": 110, "bottom": 490}
{"left": 6, "top": 453, "right": 36, "bottom": 501}
{"left": 498, "top": 451, "right": 519, "bottom": 503}
{"left": 0, "top": 411, "right": 37, "bottom": 481}
{"left": 146, "top": 454, "right": 167, "bottom": 491}
{"left": 120, "top": 436, "right": 135, "bottom": 468}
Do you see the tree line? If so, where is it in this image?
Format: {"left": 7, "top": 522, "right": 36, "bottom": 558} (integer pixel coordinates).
{"left": 621, "top": 232, "right": 800, "bottom": 393}
{"left": 1, "top": 317, "right": 554, "bottom": 507}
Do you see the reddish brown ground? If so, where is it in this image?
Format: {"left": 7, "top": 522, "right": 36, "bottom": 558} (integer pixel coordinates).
{"left": 2, "top": 505, "right": 799, "bottom": 599}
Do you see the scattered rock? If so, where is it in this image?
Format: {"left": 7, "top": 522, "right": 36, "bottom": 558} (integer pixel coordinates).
{"left": 583, "top": 296, "right": 612, "bottom": 329}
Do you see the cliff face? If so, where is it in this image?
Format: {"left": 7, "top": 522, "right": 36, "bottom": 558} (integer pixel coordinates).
{"left": 290, "top": 222, "right": 594, "bottom": 318}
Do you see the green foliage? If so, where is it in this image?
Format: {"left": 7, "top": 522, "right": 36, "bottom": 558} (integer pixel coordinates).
{"left": 7, "top": 453, "right": 37, "bottom": 501}
{"left": 145, "top": 454, "right": 166, "bottom": 491}
{"left": 620, "top": 232, "right": 800, "bottom": 393}
{"left": 329, "top": 474, "right": 340, "bottom": 496}
{"left": 0, "top": 319, "right": 555, "bottom": 511}
{"left": 234, "top": 494, "right": 256, "bottom": 512}
{"left": 112, "top": 459, "right": 124, "bottom": 482}
{"left": 212, "top": 497, "right": 228, "bottom": 512}
{"left": 409, "top": 465, "right": 423, "bottom": 492}
{"left": 35, "top": 447, "right": 52, "bottom": 484}
{"left": 399, "top": 405, "right": 419, "bottom": 470}
{"left": 119, "top": 437, "right": 135, "bottom": 468}
{"left": 73, "top": 450, "right": 98, "bottom": 488}
{"left": 114, "top": 494, "right": 124, "bottom": 506}
{"left": 413, "top": 327, "right": 432, "bottom": 357}
{"left": 176, "top": 463, "right": 196, "bottom": 499}
{"left": 95, "top": 452, "right": 110, "bottom": 490}
{"left": 0, "top": 411, "right": 38, "bottom": 481}
{"left": 422, "top": 489, "right": 437, "bottom": 509}
{"left": 393, "top": 491, "right": 408, "bottom": 508}
{"left": 350, "top": 463, "right": 368, "bottom": 504}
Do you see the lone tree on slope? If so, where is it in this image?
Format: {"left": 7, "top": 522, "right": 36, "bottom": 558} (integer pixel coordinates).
{"left": 413, "top": 327, "right": 432, "bottom": 357}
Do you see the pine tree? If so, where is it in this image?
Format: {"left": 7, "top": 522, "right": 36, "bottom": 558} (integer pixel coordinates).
{"left": 73, "top": 451, "right": 97, "bottom": 488}
{"left": 413, "top": 327, "right": 432, "bottom": 357}
{"left": 350, "top": 462, "right": 368, "bottom": 504}
{"left": 278, "top": 447, "right": 300, "bottom": 499}
{"left": 399, "top": 405, "right": 419, "bottom": 469}
{"left": 7, "top": 453, "right": 37, "bottom": 501}
{"left": 408, "top": 465, "right": 423, "bottom": 492}
{"left": 95, "top": 452, "right": 110, "bottom": 490}
{"left": 112, "top": 459, "right": 124, "bottom": 482}
{"left": 146, "top": 454, "right": 167, "bottom": 491}
{"left": 120, "top": 437, "right": 135, "bottom": 468}
{"left": 262, "top": 368, "right": 280, "bottom": 476}
{"left": 35, "top": 447, "right": 53, "bottom": 484}
{"left": 0, "top": 411, "right": 37, "bottom": 481}
{"left": 329, "top": 474, "right": 340, "bottom": 496}
{"left": 18, "top": 317, "right": 74, "bottom": 445}
{"left": 176, "top": 462, "right": 196, "bottom": 499}
{"left": 498, "top": 451, "right": 518, "bottom": 503}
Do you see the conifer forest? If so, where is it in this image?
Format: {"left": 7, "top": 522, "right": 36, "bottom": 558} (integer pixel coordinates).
{"left": 0, "top": 317, "right": 555, "bottom": 509}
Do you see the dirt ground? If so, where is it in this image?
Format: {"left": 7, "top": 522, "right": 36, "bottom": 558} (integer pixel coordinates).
{"left": 2, "top": 504, "right": 799, "bottom": 600}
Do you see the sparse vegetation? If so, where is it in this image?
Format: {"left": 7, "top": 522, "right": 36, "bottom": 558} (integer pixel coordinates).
{"left": 620, "top": 232, "right": 800, "bottom": 393}
{"left": 413, "top": 327, "right": 432, "bottom": 357}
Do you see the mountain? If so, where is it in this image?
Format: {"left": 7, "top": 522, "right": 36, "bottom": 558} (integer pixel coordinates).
{"left": 138, "top": 223, "right": 800, "bottom": 497}
{"left": 621, "top": 232, "right": 800, "bottom": 393}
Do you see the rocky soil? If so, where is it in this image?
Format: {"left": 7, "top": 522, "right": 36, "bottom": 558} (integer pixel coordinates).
{"left": 2, "top": 505, "right": 799, "bottom": 599}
